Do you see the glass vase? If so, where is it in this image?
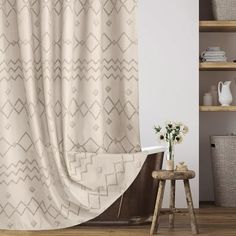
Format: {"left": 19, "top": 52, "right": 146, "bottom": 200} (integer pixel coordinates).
{"left": 165, "top": 141, "right": 175, "bottom": 171}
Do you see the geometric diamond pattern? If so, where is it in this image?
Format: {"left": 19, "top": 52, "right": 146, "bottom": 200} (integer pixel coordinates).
{"left": 0, "top": 138, "right": 11, "bottom": 157}
{"left": 0, "top": 0, "right": 146, "bottom": 230}
{"left": 18, "top": 132, "right": 33, "bottom": 152}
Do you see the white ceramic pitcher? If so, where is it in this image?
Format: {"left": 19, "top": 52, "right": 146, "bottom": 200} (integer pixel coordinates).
{"left": 218, "top": 81, "right": 233, "bottom": 106}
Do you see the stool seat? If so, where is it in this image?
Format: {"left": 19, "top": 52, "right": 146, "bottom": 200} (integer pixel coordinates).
{"left": 152, "top": 170, "right": 195, "bottom": 180}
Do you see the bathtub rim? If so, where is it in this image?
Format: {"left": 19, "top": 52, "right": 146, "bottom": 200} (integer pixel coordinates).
{"left": 141, "top": 145, "right": 166, "bottom": 155}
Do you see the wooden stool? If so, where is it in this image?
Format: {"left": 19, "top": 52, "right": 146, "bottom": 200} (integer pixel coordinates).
{"left": 150, "top": 170, "right": 199, "bottom": 235}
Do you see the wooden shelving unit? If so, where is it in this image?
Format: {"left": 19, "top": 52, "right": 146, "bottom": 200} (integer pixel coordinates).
{"left": 199, "top": 20, "right": 236, "bottom": 112}
{"left": 200, "top": 62, "right": 236, "bottom": 71}
{"left": 200, "top": 21, "right": 236, "bottom": 32}
{"left": 200, "top": 106, "right": 236, "bottom": 112}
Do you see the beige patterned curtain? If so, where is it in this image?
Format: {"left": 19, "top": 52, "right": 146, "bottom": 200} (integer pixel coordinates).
{"left": 0, "top": 0, "right": 147, "bottom": 230}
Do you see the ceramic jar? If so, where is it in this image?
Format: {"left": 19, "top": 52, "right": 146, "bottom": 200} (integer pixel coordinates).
{"left": 203, "top": 93, "right": 213, "bottom": 106}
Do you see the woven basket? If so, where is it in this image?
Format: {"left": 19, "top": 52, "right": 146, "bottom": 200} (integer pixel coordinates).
{"left": 212, "top": 0, "right": 236, "bottom": 20}
{"left": 210, "top": 136, "right": 236, "bottom": 207}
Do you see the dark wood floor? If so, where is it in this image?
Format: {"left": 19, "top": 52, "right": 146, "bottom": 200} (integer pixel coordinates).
{"left": 0, "top": 206, "right": 235, "bottom": 235}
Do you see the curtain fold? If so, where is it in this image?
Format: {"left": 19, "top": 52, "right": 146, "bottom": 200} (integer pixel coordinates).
{"left": 0, "top": 0, "right": 147, "bottom": 230}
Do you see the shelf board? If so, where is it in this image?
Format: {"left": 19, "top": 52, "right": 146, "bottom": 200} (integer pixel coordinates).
{"left": 200, "top": 106, "right": 236, "bottom": 112}
{"left": 200, "top": 21, "right": 236, "bottom": 32}
{"left": 199, "top": 62, "right": 236, "bottom": 71}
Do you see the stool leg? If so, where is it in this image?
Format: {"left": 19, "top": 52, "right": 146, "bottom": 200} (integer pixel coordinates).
{"left": 150, "top": 180, "right": 166, "bottom": 235}
{"left": 169, "top": 180, "right": 175, "bottom": 229}
{"left": 183, "top": 180, "right": 199, "bottom": 234}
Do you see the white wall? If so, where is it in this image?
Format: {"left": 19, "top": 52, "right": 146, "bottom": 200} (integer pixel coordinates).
{"left": 139, "top": 0, "right": 199, "bottom": 207}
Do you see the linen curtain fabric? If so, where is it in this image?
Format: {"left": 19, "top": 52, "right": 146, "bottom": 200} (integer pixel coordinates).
{"left": 0, "top": 0, "right": 147, "bottom": 230}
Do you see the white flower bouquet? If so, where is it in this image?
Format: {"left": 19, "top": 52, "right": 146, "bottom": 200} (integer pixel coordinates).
{"left": 154, "top": 121, "right": 189, "bottom": 170}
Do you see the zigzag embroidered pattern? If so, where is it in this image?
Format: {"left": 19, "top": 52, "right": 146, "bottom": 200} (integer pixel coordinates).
{"left": 0, "top": 0, "right": 146, "bottom": 230}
